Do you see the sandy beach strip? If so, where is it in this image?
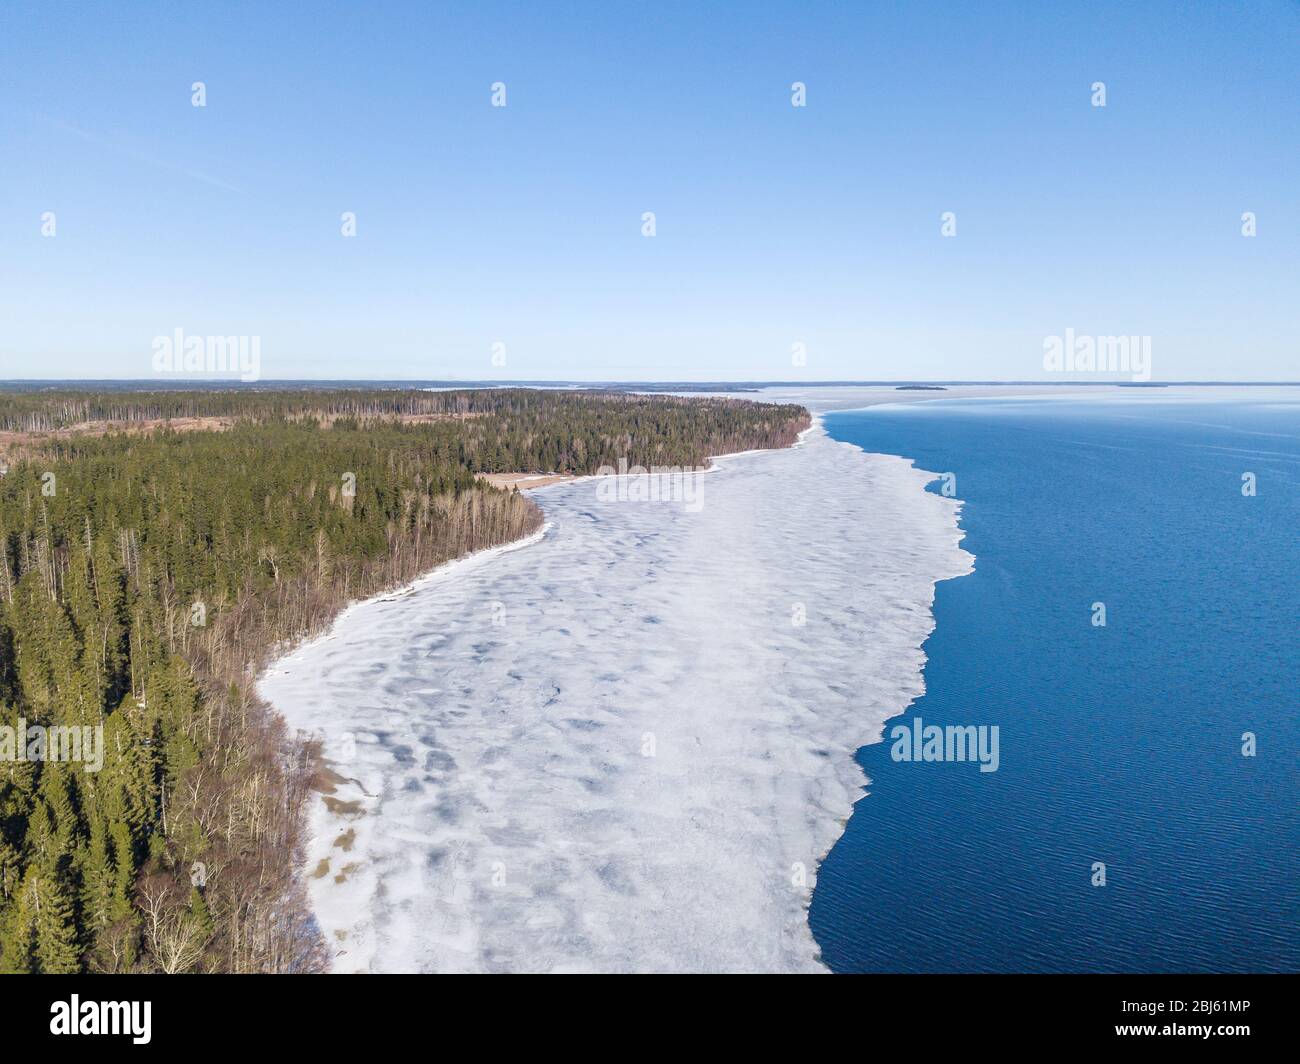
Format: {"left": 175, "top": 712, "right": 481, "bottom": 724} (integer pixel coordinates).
{"left": 476, "top": 471, "right": 580, "bottom": 490}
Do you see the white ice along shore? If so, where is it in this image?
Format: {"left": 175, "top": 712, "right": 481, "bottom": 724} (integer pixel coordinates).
{"left": 258, "top": 419, "right": 973, "bottom": 972}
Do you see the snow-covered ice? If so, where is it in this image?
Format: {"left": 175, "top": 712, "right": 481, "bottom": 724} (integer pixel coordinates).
{"left": 258, "top": 421, "right": 972, "bottom": 972}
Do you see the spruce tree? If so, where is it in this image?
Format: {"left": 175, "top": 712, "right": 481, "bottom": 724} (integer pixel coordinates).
{"left": 31, "top": 868, "right": 81, "bottom": 974}
{"left": 0, "top": 869, "right": 36, "bottom": 974}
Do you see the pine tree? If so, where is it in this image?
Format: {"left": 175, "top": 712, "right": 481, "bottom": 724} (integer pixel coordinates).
{"left": 0, "top": 869, "right": 36, "bottom": 974}
{"left": 31, "top": 868, "right": 81, "bottom": 974}
{"left": 189, "top": 885, "right": 214, "bottom": 948}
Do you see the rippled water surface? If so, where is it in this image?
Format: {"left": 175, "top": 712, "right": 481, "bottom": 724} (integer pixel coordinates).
{"left": 812, "top": 395, "right": 1300, "bottom": 972}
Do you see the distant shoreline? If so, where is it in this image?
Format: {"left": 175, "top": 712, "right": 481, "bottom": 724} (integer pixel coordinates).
{"left": 3, "top": 379, "right": 1299, "bottom": 393}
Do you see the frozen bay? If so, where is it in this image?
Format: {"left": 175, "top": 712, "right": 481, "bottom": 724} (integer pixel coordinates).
{"left": 259, "top": 421, "right": 972, "bottom": 972}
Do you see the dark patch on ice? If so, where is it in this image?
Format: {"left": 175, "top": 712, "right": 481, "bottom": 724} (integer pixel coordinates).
{"left": 424, "top": 749, "right": 456, "bottom": 773}
{"left": 597, "top": 861, "right": 637, "bottom": 896}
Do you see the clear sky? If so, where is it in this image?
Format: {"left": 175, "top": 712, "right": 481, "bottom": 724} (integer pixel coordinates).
{"left": 1, "top": 0, "right": 1296, "bottom": 382}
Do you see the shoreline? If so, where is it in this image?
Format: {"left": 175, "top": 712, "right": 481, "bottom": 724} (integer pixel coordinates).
{"left": 264, "top": 520, "right": 556, "bottom": 663}
{"left": 261, "top": 426, "right": 814, "bottom": 669}
{"left": 258, "top": 413, "right": 970, "bottom": 972}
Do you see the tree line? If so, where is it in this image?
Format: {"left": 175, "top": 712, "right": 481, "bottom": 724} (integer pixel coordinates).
{"left": 0, "top": 389, "right": 809, "bottom": 972}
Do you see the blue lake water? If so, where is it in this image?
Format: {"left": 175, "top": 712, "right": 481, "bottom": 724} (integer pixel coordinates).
{"left": 811, "top": 395, "right": 1300, "bottom": 972}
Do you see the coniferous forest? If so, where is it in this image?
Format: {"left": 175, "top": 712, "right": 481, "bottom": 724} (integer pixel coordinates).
{"left": 0, "top": 388, "right": 809, "bottom": 973}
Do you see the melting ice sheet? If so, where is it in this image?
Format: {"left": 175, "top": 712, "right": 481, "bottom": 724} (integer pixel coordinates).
{"left": 258, "top": 423, "right": 972, "bottom": 972}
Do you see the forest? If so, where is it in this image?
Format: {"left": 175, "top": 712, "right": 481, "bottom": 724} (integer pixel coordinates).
{"left": 0, "top": 388, "right": 809, "bottom": 973}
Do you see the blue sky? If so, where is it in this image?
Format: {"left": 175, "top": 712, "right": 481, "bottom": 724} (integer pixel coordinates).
{"left": 1, "top": 0, "right": 1296, "bottom": 381}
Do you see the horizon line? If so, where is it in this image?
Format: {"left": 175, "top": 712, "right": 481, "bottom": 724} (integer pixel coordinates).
{"left": 3, "top": 378, "right": 1300, "bottom": 388}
